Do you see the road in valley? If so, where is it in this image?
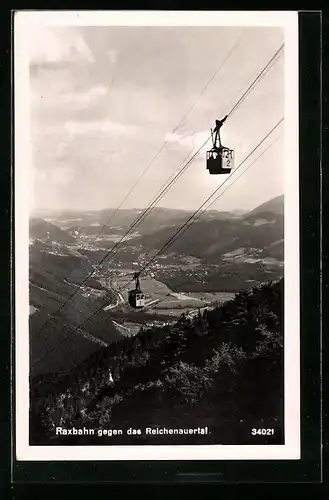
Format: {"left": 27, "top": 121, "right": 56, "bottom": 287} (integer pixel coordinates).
{"left": 97, "top": 276, "right": 125, "bottom": 311}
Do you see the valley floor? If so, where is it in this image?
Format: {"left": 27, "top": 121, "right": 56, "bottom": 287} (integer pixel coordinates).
{"left": 98, "top": 269, "right": 235, "bottom": 336}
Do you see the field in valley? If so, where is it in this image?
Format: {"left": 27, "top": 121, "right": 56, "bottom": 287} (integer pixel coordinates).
{"left": 113, "top": 270, "right": 235, "bottom": 317}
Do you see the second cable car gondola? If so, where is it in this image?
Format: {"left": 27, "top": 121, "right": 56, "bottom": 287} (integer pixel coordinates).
{"left": 128, "top": 271, "right": 146, "bottom": 309}
{"left": 206, "top": 116, "right": 234, "bottom": 175}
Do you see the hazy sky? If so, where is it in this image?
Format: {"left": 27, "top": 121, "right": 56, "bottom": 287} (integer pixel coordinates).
{"left": 29, "top": 25, "right": 284, "bottom": 213}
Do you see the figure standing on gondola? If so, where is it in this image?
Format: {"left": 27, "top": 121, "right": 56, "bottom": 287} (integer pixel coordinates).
{"left": 211, "top": 115, "right": 228, "bottom": 148}
{"left": 206, "top": 116, "right": 234, "bottom": 175}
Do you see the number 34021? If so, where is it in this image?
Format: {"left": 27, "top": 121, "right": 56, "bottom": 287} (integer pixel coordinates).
{"left": 251, "top": 428, "right": 274, "bottom": 436}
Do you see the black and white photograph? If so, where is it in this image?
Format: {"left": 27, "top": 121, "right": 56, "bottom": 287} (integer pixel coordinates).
{"left": 15, "top": 11, "right": 300, "bottom": 461}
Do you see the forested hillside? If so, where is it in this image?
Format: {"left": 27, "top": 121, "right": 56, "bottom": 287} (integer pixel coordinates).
{"left": 29, "top": 239, "right": 122, "bottom": 377}
{"left": 30, "top": 278, "right": 284, "bottom": 446}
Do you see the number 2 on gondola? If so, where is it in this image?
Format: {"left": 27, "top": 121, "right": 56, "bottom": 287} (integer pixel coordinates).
{"left": 222, "top": 149, "right": 234, "bottom": 170}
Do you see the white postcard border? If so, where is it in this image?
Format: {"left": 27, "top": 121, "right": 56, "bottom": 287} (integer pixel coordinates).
{"left": 14, "top": 10, "right": 300, "bottom": 461}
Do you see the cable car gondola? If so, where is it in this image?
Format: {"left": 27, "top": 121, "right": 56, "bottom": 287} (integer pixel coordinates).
{"left": 128, "top": 272, "right": 146, "bottom": 309}
{"left": 206, "top": 116, "right": 234, "bottom": 175}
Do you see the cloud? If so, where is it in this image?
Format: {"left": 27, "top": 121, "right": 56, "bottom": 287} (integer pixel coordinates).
{"left": 35, "top": 166, "right": 75, "bottom": 186}
{"left": 64, "top": 119, "right": 139, "bottom": 136}
{"left": 61, "top": 85, "right": 109, "bottom": 106}
{"left": 32, "top": 84, "right": 109, "bottom": 106}
{"left": 30, "top": 81, "right": 111, "bottom": 121}
{"left": 107, "top": 49, "right": 117, "bottom": 65}
{"left": 165, "top": 130, "right": 211, "bottom": 150}
{"left": 29, "top": 26, "right": 94, "bottom": 66}
{"left": 50, "top": 167, "right": 75, "bottom": 185}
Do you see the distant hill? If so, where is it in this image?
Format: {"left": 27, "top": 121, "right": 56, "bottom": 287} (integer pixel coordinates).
{"left": 30, "top": 218, "right": 76, "bottom": 244}
{"left": 131, "top": 195, "right": 284, "bottom": 264}
{"left": 245, "top": 194, "right": 284, "bottom": 218}
{"left": 41, "top": 207, "right": 242, "bottom": 237}
{"left": 31, "top": 199, "right": 282, "bottom": 237}
{"left": 230, "top": 208, "right": 247, "bottom": 215}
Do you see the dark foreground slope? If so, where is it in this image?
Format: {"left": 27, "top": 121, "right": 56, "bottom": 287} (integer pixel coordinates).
{"left": 29, "top": 238, "right": 122, "bottom": 377}
{"left": 30, "top": 278, "right": 284, "bottom": 446}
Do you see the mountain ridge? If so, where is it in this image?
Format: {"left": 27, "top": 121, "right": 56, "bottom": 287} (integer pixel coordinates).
{"left": 129, "top": 195, "right": 284, "bottom": 263}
